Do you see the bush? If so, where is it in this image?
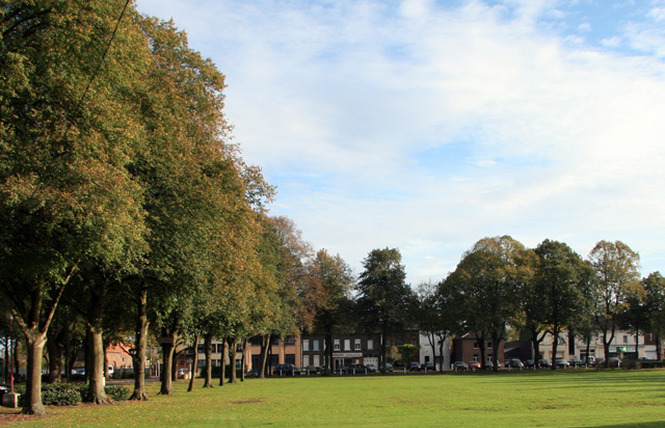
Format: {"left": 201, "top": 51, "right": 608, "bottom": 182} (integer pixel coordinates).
{"left": 105, "top": 385, "right": 129, "bottom": 402}
{"left": 41, "top": 384, "right": 82, "bottom": 406}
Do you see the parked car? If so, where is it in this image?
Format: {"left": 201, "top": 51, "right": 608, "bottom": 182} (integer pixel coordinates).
{"left": 468, "top": 361, "right": 481, "bottom": 370}
{"left": 609, "top": 357, "right": 622, "bottom": 367}
{"left": 568, "top": 358, "right": 584, "bottom": 367}
{"left": 366, "top": 364, "right": 378, "bottom": 372}
{"left": 177, "top": 368, "right": 189, "bottom": 379}
{"left": 273, "top": 364, "right": 300, "bottom": 376}
{"left": 506, "top": 358, "right": 524, "bottom": 369}
{"left": 555, "top": 359, "right": 570, "bottom": 368}
{"left": 538, "top": 359, "right": 551, "bottom": 368}
{"left": 0, "top": 384, "right": 9, "bottom": 399}
{"left": 303, "top": 365, "right": 322, "bottom": 374}
{"left": 410, "top": 361, "right": 421, "bottom": 371}
{"left": 524, "top": 359, "right": 535, "bottom": 368}
{"left": 423, "top": 362, "right": 435, "bottom": 371}
{"left": 346, "top": 364, "right": 373, "bottom": 374}
{"left": 485, "top": 360, "right": 501, "bottom": 369}
{"left": 453, "top": 361, "right": 468, "bottom": 370}
{"left": 382, "top": 363, "right": 394, "bottom": 372}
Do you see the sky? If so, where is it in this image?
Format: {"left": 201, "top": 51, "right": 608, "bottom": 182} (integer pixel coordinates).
{"left": 135, "top": 0, "right": 665, "bottom": 285}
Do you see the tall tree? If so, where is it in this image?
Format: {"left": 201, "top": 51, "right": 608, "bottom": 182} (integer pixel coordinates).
{"left": 588, "top": 240, "right": 641, "bottom": 366}
{"left": 416, "top": 281, "right": 449, "bottom": 372}
{"left": 643, "top": 272, "right": 665, "bottom": 360}
{"left": 0, "top": 0, "right": 148, "bottom": 414}
{"left": 444, "top": 236, "right": 531, "bottom": 371}
{"left": 533, "top": 240, "right": 591, "bottom": 369}
{"left": 356, "top": 248, "right": 415, "bottom": 373}
{"left": 307, "top": 249, "right": 354, "bottom": 370}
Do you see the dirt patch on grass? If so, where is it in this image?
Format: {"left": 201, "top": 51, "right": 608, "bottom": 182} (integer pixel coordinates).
{"left": 231, "top": 400, "right": 262, "bottom": 405}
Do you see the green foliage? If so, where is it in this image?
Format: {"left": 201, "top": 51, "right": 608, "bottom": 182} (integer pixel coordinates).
{"left": 16, "top": 384, "right": 82, "bottom": 406}
{"left": 397, "top": 344, "right": 420, "bottom": 366}
{"left": 103, "top": 385, "right": 129, "bottom": 402}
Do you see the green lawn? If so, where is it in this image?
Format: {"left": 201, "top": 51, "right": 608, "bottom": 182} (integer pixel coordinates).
{"left": 3, "top": 369, "right": 665, "bottom": 427}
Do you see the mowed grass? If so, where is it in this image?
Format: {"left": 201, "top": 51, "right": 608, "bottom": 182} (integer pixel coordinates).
{"left": 3, "top": 369, "right": 665, "bottom": 427}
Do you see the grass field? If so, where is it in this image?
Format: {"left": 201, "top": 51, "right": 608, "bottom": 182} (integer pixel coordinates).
{"left": 2, "top": 369, "right": 665, "bottom": 427}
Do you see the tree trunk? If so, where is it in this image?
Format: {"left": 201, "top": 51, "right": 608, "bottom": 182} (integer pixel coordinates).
{"left": 23, "top": 330, "right": 47, "bottom": 415}
{"left": 551, "top": 331, "right": 559, "bottom": 370}
{"left": 129, "top": 286, "right": 149, "bottom": 401}
{"left": 159, "top": 330, "right": 176, "bottom": 395}
{"left": 228, "top": 338, "right": 238, "bottom": 384}
{"left": 46, "top": 333, "right": 63, "bottom": 384}
{"left": 325, "top": 332, "right": 332, "bottom": 371}
{"left": 380, "top": 332, "right": 386, "bottom": 373}
{"left": 188, "top": 334, "right": 199, "bottom": 392}
{"left": 437, "top": 334, "right": 445, "bottom": 371}
{"left": 259, "top": 334, "right": 270, "bottom": 379}
{"left": 87, "top": 327, "right": 109, "bottom": 404}
{"left": 219, "top": 338, "right": 227, "bottom": 386}
{"left": 635, "top": 328, "right": 640, "bottom": 361}
{"left": 202, "top": 333, "right": 213, "bottom": 388}
{"left": 240, "top": 339, "right": 247, "bottom": 382}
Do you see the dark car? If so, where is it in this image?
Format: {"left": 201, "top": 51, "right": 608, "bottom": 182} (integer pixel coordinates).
{"left": 410, "top": 361, "right": 421, "bottom": 371}
{"left": 453, "top": 361, "right": 468, "bottom": 370}
{"left": 568, "top": 358, "right": 584, "bottom": 367}
{"left": 524, "top": 359, "right": 535, "bottom": 368}
{"left": 273, "top": 364, "right": 300, "bottom": 376}
{"left": 507, "top": 358, "right": 524, "bottom": 369}
{"left": 303, "top": 365, "right": 322, "bottom": 374}
{"left": 0, "top": 384, "right": 9, "bottom": 398}
{"left": 538, "top": 359, "right": 551, "bottom": 368}
{"left": 555, "top": 359, "right": 570, "bottom": 368}
{"left": 468, "top": 361, "right": 481, "bottom": 370}
{"left": 346, "top": 363, "right": 373, "bottom": 374}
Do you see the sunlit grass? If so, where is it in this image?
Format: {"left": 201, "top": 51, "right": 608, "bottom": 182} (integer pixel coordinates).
{"left": 3, "top": 369, "right": 665, "bottom": 427}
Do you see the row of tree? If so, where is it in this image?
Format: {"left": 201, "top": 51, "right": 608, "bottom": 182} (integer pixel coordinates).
{"left": 416, "top": 237, "right": 665, "bottom": 371}
{"left": 0, "top": 0, "right": 355, "bottom": 416}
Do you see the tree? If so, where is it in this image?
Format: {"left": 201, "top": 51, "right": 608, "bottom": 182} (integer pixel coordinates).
{"left": 533, "top": 240, "right": 591, "bottom": 369}
{"left": 416, "top": 281, "right": 451, "bottom": 372}
{"left": 588, "top": 240, "right": 641, "bottom": 366}
{"left": 356, "top": 248, "right": 416, "bottom": 373}
{"left": 642, "top": 272, "right": 665, "bottom": 360}
{"left": 443, "top": 236, "right": 531, "bottom": 371}
{"left": 307, "top": 250, "right": 354, "bottom": 370}
{"left": 0, "top": 0, "right": 149, "bottom": 414}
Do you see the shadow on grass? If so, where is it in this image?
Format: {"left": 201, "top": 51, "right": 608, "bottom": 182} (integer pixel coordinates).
{"left": 575, "top": 422, "right": 665, "bottom": 428}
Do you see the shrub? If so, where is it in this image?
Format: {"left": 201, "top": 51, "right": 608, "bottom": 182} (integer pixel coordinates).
{"left": 41, "top": 384, "right": 82, "bottom": 406}
{"left": 105, "top": 385, "right": 129, "bottom": 402}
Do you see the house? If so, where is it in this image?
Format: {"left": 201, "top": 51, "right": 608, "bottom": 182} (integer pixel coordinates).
{"left": 451, "top": 333, "right": 506, "bottom": 368}
{"left": 301, "top": 329, "right": 421, "bottom": 371}
{"left": 418, "top": 332, "right": 451, "bottom": 371}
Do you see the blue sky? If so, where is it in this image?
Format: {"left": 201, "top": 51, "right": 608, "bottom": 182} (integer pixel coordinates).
{"left": 135, "top": 0, "right": 665, "bottom": 284}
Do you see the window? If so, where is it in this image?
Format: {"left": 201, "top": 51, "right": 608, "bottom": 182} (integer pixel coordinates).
{"left": 303, "top": 339, "right": 310, "bottom": 352}
{"left": 487, "top": 342, "right": 492, "bottom": 349}
{"left": 367, "top": 339, "right": 374, "bottom": 350}
{"left": 354, "top": 339, "right": 361, "bottom": 351}
{"left": 473, "top": 342, "right": 478, "bottom": 349}
{"left": 334, "top": 339, "right": 340, "bottom": 351}
{"left": 623, "top": 335, "right": 628, "bottom": 344}
{"left": 285, "top": 336, "right": 296, "bottom": 345}
{"left": 303, "top": 355, "right": 310, "bottom": 367}
{"left": 285, "top": 354, "right": 296, "bottom": 364}
{"left": 344, "top": 339, "right": 351, "bottom": 351}
{"left": 313, "top": 340, "right": 320, "bottom": 351}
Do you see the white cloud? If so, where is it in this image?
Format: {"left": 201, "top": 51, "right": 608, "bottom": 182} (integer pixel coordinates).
{"left": 136, "top": 0, "right": 665, "bottom": 283}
